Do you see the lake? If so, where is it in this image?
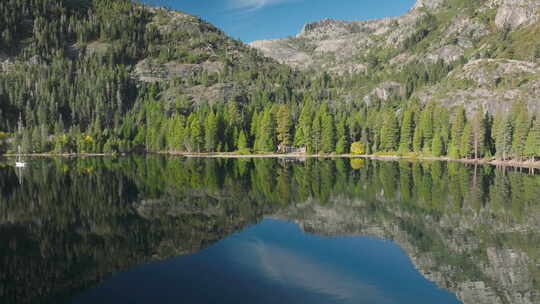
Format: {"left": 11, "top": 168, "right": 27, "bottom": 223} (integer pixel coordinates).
{"left": 0, "top": 156, "right": 538, "bottom": 304}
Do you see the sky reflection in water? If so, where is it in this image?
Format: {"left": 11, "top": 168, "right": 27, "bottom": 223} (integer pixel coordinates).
{"left": 73, "top": 218, "right": 461, "bottom": 304}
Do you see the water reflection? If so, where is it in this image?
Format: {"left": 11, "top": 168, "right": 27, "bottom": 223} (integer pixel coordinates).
{"left": 0, "top": 156, "right": 538, "bottom": 304}
{"left": 73, "top": 219, "right": 459, "bottom": 304}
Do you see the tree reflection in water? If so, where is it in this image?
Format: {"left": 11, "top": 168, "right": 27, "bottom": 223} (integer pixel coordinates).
{"left": 0, "top": 156, "right": 538, "bottom": 304}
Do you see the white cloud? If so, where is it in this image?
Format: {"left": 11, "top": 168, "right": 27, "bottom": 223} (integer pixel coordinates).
{"left": 226, "top": 238, "right": 395, "bottom": 304}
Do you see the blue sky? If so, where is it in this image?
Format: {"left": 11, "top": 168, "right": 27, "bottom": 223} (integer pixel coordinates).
{"left": 141, "top": 0, "right": 416, "bottom": 42}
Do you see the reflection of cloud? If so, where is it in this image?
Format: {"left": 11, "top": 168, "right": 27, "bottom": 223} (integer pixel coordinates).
{"left": 229, "top": 238, "right": 395, "bottom": 304}
{"left": 228, "top": 0, "right": 300, "bottom": 12}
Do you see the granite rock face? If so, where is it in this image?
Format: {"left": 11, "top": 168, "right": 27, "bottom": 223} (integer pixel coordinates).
{"left": 412, "top": 0, "right": 446, "bottom": 10}
{"left": 249, "top": 0, "right": 540, "bottom": 112}
{"left": 250, "top": 0, "right": 537, "bottom": 70}
{"left": 415, "top": 59, "right": 540, "bottom": 114}
{"left": 249, "top": 0, "right": 442, "bottom": 70}
{"left": 493, "top": 0, "right": 540, "bottom": 29}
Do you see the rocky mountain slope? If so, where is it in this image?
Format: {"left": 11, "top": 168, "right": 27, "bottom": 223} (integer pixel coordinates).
{"left": 250, "top": 0, "right": 540, "bottom": 112}
{"left": 0, "top": 0, "right": 300, "bottom": 134}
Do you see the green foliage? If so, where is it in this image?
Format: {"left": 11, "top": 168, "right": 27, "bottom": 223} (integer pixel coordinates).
{"left": 460, "top": 122, "right": 472, "bottom": 159}
{"left": 0, "top": 132, "right": 8, "bottom": 153}
{"left": 320, "top": 107, "right": 335, "bottom": 153}
{"left": 350, "top": 141, "right": 365, "bottom": 155}
{"left": 495, "top": 114, "right": 514, "bottom": 161}
{"left": 399, "top": 108, "right": 414, "bottom": 153}
{"left": 432, "top": 134, "right": 443, "bottom": 157}
{"left": 237, "top": 130, "right": 249, "bottom": 152}
{"left": 0, "top": 0, "right": 537, "bottom": 163}
{"left": 449, "top": 106, "right": 466, "bottom": 159}
{"left": 254, "top": 108, "right": 275, "bottom": 152}
{"left": 524, "top": 115, "right": 539, "bottom": 160}
{"left": 402, "top": 13, "right": 438, "bottom": 51}
{"left": 204, "top": 111, "right": 218, "bottom": 152}
{"left": 511, "top": 103, "right": 530, "bottom": 160}
{"left": 276, "top": 105, "right": 292, "bottom": 147}
{"left": 380, "top": 111, "right": 399, "bottom": 151}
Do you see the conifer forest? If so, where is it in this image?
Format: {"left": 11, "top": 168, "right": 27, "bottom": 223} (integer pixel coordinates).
{"left": 0, "top": 0, "right": 538, "bottom": 162}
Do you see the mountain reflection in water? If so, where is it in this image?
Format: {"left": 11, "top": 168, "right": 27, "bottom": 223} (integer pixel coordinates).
{"left": 73, "top": 219, "right": 459, "bottom": 304}
{"left": 0, "top": 156, "right": 538, "bottom": 304}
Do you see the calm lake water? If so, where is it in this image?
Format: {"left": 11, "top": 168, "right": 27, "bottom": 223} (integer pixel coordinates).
{"left": 0, "top": 156, "right": 539, "bottom": 304}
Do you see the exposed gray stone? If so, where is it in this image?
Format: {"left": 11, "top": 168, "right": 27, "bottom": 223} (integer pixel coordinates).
{"left": 134, "top": 58, "right": 224, "bottom": 82}
{"left": 364, "top": 81, "right": 406, "bottom": 104}
{"left": 493, "top": 0, "right": 540, "bottom": 29}
{"left": 412, "top": 0, "right": 446, "bottom": 11}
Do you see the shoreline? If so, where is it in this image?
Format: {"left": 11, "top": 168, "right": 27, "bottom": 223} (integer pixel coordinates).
{"left": 160, "top": 151, "right": 540, "bottom": 169}
{"left": 3, "top": 153, "right": 118, "bottom": 157}
{"left": 2, "top": 151, "right": 539, "bottom": 169}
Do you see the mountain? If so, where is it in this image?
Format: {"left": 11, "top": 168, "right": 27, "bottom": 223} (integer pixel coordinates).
{"left": 0, "top": 0, "right": 538, "bottom": 161}
{"left": 250, "top": 0, "right": 540, "bottom": 113}
{"left": 0, "top": 0, "right": 314, "bottom": 154}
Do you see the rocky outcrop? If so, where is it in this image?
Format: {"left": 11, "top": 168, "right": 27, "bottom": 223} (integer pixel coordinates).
{"left": 249, "top": 0, "right": 540, "bottom": 113}
{"left": 493, "top": 0, "right": 540, "bottom": 29}
{"left": 363, "top": 81, "right": 406, "bottom": 104}
{"left": 416, "top": 59, "right": 540, "bottom": 114}
{"left": 248, "top": 0, "right": 441, "bottom": 71}
{"left": 426, "top": 45, "right": 464, "bottom": 63}
{"left": 134, "top": 58, "right": 224, "bottom": 82}
{"left": 250, "top": 39, "right": 313, "bottom": 68}
{"left": 412, "top": 0, "right": 446, "bottom": 11}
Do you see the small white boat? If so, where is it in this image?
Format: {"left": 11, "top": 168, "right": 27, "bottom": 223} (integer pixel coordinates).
{"left": 15, "top": 146, "right": 26, "bottom": 167}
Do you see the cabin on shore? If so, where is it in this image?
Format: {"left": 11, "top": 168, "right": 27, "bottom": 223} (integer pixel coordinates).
{"left": 277, "top": 144, "right": 306, "bottom": 154}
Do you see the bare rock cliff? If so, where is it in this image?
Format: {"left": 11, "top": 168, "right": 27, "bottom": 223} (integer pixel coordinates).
{"left": 493, "top": 0, "right": 540, "bottom": 29}
{"left": 249, "top": 0, "right": 540, "bottom": 112}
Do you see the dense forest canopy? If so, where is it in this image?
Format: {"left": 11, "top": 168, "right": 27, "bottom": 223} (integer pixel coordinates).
{"left": 0, "top": 0, "right": 538, "bottom": 160}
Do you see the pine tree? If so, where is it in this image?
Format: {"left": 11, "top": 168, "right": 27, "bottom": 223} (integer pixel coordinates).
{"left": 536, "top": 113, "right": 540, "bottom": 156}
{"left": 399, "top": 108, "right": 414, "bottom": 153}
{"left": 311, "top": 114, "right": 323, "bottom": 154}
{"left": 188, "top": 114, "right": 203, "bottom": 152}
{"left": 335, "top": 117, "right": 348, "bottom": 154}
{"left": 320, "top": 112, "right": 335, "bottom": 153}
{"left": 204, "top": 111, "right": 218, "bottom": 152}
{"left": 496, "top": 116, "right": 513, "bottom": 160}
{"left": 524, "top": 115, "right": 539, "bottom": 160}
{"left": 276, "top": 105, "right": 292, "bottom": 148}
{"left": 511, "top": 105, "right": 530, "bottom": 161}
{"left": 381, "top": 110, "right": 399, "bottom": 151}
{"left": 250, "top": 111, "right": 260, "bottom": 146}
{"left": 413, "top": 124, "right": 422, "bottom": 153}
{"left": 524, "top": 127, "right": 536, "bottom": 161}
{"left": 432, "top": 133, "right": 443, "bottom": 157}
{"left": 294, "top": 104, "right": 312, "bottom": 148}
{"left": 449, "top": 106, "right": 466, "bottom": 158}
{"left": 237, "top": 130, "right": 248, "bottom": 151}
{"left": 255, "top": 109, "right": 275, "bottom": 152}
{"left": 420, "top": 105, "right": 433, "bottom": 152}
{"left": 471, "top": 107, "right": 486, "bottom": 159}
{"left": 434, "top": 106, "right": 450, "bottom": 148}
{"left": 460, "top": 122, "right": 472, "bottom": 159}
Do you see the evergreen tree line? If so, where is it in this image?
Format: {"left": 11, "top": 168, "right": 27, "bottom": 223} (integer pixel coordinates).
{"left": 138, "top": 96, "right": 540, "bottom": 161}
{"left": 2, "top": 75, "right": 539, "bottom": 162}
